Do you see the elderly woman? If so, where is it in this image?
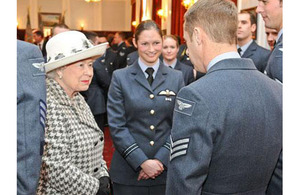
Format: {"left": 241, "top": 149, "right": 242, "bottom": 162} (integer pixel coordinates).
{"left": 36, "top": 31, "right": 111, "bottom": 195}
{"left": 107, "top": 20, "right": 185, "bottom": 195}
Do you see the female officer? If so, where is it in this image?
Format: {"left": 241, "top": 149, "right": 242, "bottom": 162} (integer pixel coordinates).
{"left": 107, "top": 20, "right": 185, "bottom": 195}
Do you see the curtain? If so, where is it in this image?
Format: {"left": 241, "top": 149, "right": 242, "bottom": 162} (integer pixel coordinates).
{"left": 152, "top": 0, "right": 162, "bottom": 27}
{"left": 171, "top": 0, "right": 186, "bottom": 42}
{"left": 171, "top": 0, "right": 238, "bottom": 43}
{"left": 131, "top": 1, "right": 136, "bottom": 32}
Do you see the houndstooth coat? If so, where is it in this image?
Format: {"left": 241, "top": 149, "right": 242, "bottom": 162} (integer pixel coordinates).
{"left": 37, "top": 78, "right": 109, "bottom": 195}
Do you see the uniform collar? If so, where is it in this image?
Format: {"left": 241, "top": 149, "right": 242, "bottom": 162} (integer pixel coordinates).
{"left": 207, "top": 52, "right": 241, "bottom": 71}
{"left": 163, "top": 58, "right": 177, "bottom": 69}
{"left": 237, "top": 39, "right": 253, "bottom": 56}
{"left": 138, "top": 57, "right": 160, "bottom": 79}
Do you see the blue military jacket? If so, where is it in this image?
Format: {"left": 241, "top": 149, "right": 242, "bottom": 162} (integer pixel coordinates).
{"left": 17, "top": 40, "right": 46, "bottom": 195}
{"left": 166, "top": 58, "right": 282, "bottom": 195}
{"left": 265, "top": 34, "right": 283, "bottom": 83}
{"left": 107, "top": 60, "right": 184, "bottom": 186}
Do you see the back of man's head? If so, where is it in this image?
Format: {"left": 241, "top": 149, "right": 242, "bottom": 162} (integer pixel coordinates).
{"left": 184, "top": 0, "right": 237, "bottom": 45}
{"left": 32, "top": 30, "right": 44, "bottom": 38}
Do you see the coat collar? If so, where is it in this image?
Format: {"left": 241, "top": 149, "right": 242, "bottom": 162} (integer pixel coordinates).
{"left": 130, "top": 60, "right": 168, "bottom": 92}
{"left": 46, "top": 78, "right": 100, "bottom": 131}
{"left": 241, "top": 41, "right": 257, "bottom": 58}
{"left": 207, "top": 58, "right": 257, "bottom": 75}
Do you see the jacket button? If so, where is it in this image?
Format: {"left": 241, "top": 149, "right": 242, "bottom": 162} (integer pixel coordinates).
{"left": 149, "top": 94, "right": 154, "bottom": 99}
{"left": 150, "top": 141, "right": 154, "bottom": 146}
{"left": 150, "top": 125, "right": 155, "bottom": 130}
{"left": 150, "top": 110, "right": 155, "bottom": 115}
{"left": 94, "top": 168, "right": 99, "bottom": 172}
{"left": 94, "top": 141, "right": 98, "bottom": 146}
{"left": 100, "top": 137, "right": 104, "bottom": 141}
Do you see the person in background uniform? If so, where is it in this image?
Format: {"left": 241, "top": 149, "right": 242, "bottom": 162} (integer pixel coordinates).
{"left": 36, "top": 31, "right": 111, "bottom": 195}
{"left": 17, "top": 40, "right": 46, "bottom": 195}
{"left": 113, "top": 31, "right": 129, "bottom": 69}
{"left": 125, "top": 36, "right": 137, "bottom": 55}
{"left": 162, "top": 35, "right": 194, "bottom": 85}
{"left": 98, "top": 35, "right": 119, "bottom": 77}
{"left": 126, "top": 50, "right": 139, "bottom": 66}
{"left": 107, "top": 20, "right": 185, "bottom": 195}
{"left": 257, "top": 0, "right": 283, "bottom": 83}
{"left": 265, "top": 27, "right": 278, "bottom": 51}
{"left": 166, "top": 0, "right": 282, "bottom": 194}
{"left": 81, "top": 31, "right": 111, "bottom": 131}
{"left": 257, "top": 0, "right": 283, "bottom": 194}
{"left": 33, "top": 29, "right": 47, "bottom": 61}
{"left": 177, "top": 43, "right": 206, "bottom": 80}
{"left": 237, "top": 11, "right": 270, "bottom": 73}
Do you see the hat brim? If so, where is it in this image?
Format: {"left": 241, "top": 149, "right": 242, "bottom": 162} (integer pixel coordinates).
{"left": 45, "top": 42, "right": 108, "bottom": 73}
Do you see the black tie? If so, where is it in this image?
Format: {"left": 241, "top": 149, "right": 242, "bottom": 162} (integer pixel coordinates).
{"left": 145, "top": 67, "right": 154, "bottom": 86}
{"left": 237, "top": 48, "right": 242, "bottom": 56}
{"left": 169, "top": 66, "right": 173, "bottom": 69}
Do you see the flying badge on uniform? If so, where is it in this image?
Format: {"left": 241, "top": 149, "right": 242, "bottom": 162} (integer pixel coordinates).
{"left": 158, "top": 89, "right": 176, "bottom": 102}
{"left": 175, "top": 97, "right": 195, "bottom": 116}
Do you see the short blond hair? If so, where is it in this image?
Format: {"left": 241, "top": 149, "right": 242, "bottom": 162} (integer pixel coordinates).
{"left": 184, "top": 0, "right": 237, "bottom": 45}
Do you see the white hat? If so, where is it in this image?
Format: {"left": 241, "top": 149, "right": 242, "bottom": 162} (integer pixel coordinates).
{"left": 44, "top": 31, "right": 108, "bottom": 73}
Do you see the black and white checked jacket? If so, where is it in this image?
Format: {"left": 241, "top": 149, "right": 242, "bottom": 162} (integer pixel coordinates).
{"left": 37, "top": 78, "right": 109, "bottom": 195}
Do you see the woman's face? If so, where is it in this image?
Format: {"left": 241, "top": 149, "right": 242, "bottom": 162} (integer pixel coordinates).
{"left": 136, "top": 29, "right": 162, "bottom": 66}
{"left": 162, "top": 37, "right": 179, "bottom": 62}
{"left": 58, "top": 58, "right": 94, "bottom": 97}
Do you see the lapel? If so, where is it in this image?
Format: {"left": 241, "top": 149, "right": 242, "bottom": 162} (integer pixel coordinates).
{"left": 274, "top": 34, "right": 283, "bottom": 48}
{"left": 242, "top": 41, "right": 257, "bottom": 58}
{"left": 131, "top": 61, "right": 153, "bottom": 92}
{"left": 207, "top": 58, "right": 257, "bottom": 75}
{"left": 174, "top": 60, "right": 182, "bottom": 71}
{"left": 131, "top": 61, "right": 167, "bottom": 92}
{"left": 152, "top": 62, "right": 168, "bottom": 91}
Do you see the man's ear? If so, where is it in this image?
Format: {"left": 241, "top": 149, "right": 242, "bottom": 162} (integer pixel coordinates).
{"left": 251, "top": 23, "right": 257, "bottom": 33}
{"left": 193, "top": 27, "right": 202, "bottom": 46}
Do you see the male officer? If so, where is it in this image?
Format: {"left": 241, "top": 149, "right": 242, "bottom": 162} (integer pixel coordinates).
{"left": 265, "top": 27, "right": 278, "bottom": 50}
{"left": 113, "top": 31, "right": 129, "bottom": 70}
{"left": 166, "top": 0, "right": 282, "bottom": 194}
{"left": 82, "top": 32, "right": 116, "bottom": 130}
{"left": 257, "top": 0, "right": 283, "bottom": 83}
{"left": 17, "top": 40, "right": 46, "bottom": 195}
{"left": 257, "top": 0, "right": 283, "bottom": 194}
{"left": 237, "top": 11, "right": 270, "bottom": 73}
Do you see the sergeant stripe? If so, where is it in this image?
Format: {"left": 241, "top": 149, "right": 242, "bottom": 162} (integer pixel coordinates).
{"left": 172, "top": 138, "right": 189, "bottom": 148}
{"left": 170, "top": 137, "right": 190, "bottom": 161}
{"left": 170, "top": 150, "right": 187, "bottom": 161}
{"left": 39, "top": 100, "right": 47, "bottom": 129}
{"left": 171, "top": 144, "right": 188, "bottom": 154}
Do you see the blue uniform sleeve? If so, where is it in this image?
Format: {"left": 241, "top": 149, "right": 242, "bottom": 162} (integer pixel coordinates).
{"left": 17, "top": 41, "right": 46, "bottom": 195}
{"left": 166, "top": 86, "right": 214, "bottom": 195}
{"left": 107, "top": 72, "right": 148, "bottom": 171}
